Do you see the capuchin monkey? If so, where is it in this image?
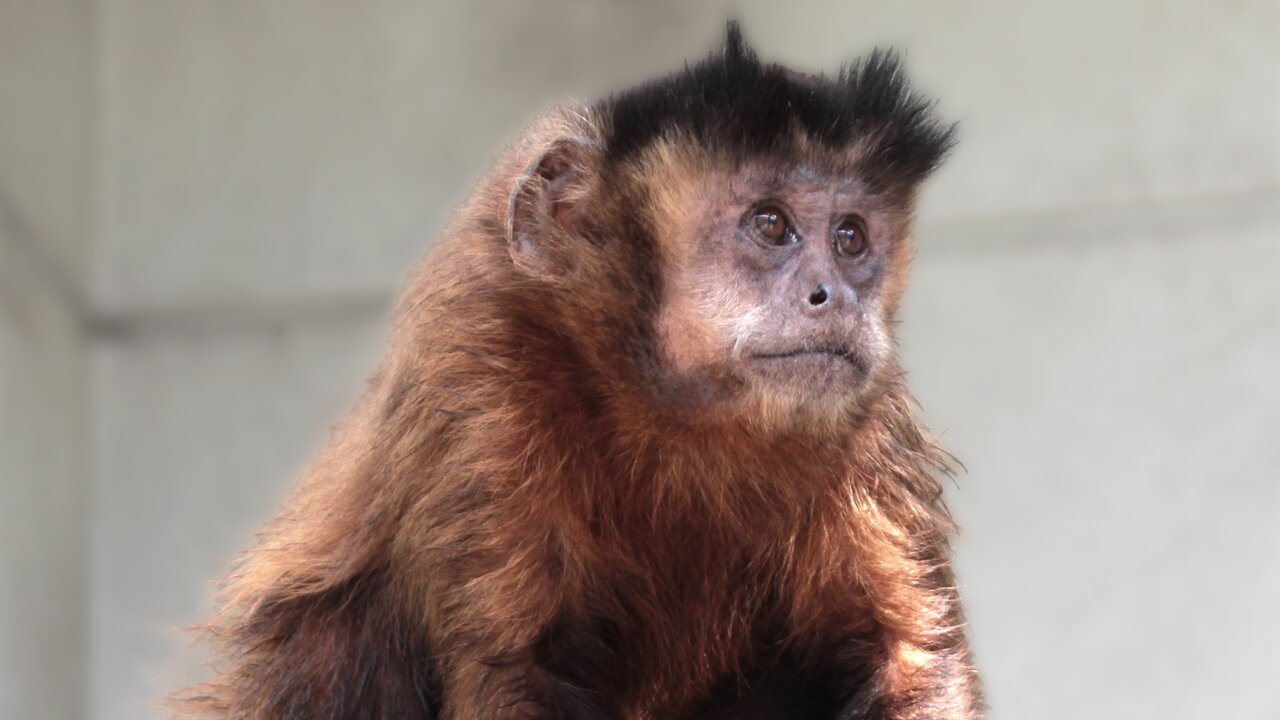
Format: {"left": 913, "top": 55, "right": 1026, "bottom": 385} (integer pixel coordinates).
{"left": 176, "top": 22, "right": 982, "bottom": 720}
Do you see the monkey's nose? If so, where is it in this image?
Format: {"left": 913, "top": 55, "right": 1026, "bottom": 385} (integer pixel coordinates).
{"left": 807, "top": 284, "right": 830, "bottom": 307}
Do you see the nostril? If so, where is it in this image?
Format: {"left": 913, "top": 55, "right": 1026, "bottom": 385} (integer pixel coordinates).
{"left": 808, "top": 285, "right": 829, "bottom": 307}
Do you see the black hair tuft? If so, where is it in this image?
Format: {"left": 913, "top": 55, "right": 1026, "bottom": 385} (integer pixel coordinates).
{"left": 597, "top": 21, "right": 956, "bottom": 192}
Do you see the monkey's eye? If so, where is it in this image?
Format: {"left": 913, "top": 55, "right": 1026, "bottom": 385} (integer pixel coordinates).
{"left": 751, "top": 208, "right": 794, "bottom": 246}
{"left": 835, "top": 220, "right": 868, "bottom": 257}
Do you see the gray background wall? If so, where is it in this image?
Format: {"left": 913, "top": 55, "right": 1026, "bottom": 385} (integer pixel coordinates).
{"left": 1, "top": 2, "right": 1277, "bottom": 719}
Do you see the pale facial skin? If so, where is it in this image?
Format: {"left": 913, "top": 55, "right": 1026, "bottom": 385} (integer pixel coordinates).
{"left": 650, "top": 158, "right": 907, "bottom": 428}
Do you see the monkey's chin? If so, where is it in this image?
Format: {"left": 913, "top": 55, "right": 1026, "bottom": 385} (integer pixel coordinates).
{"left": 740, "top": 352, "right": 868, "bottom": 426}
{"left": 649, "top": 353, "right": 869, "bottom": 431}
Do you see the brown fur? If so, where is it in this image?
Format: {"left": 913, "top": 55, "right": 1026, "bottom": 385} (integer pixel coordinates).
{"left": 175, "top": 100, "right": 981, "bottom": 720}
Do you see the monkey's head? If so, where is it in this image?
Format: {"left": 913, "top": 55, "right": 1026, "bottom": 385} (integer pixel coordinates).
{"left": 502, "top": 24, "right": 953, "bottom": 435}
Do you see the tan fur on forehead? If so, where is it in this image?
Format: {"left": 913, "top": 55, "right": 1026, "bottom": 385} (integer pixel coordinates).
{"left": 629, "top": 129, "right": 923, "bottom": 211}
{"left": 627, "top": 136, "right": 716, "bottom": 233}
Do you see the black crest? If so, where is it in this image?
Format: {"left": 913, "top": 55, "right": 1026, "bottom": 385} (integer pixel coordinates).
{"left": 598, "top": 22, "right": 956, "bottom": 192}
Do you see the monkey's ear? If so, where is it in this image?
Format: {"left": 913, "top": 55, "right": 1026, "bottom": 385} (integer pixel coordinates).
{"left": 505, "top": 136, "right": 595, "bottom": 278}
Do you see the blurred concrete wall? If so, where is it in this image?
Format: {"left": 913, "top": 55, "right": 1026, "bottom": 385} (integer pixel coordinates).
{"left": 1, "top": 2, "right": 1277, "bottom": 720}
{"left": 0, "top": 2, "right": 92, "bottom": 720}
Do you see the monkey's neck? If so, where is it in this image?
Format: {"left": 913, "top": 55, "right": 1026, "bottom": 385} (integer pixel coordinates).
{"left": 534, "top": 378, "right": 953, "bottom": 552}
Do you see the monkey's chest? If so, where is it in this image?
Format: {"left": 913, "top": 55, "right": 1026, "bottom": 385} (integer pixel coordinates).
{"left": 545, "top": 549, "right": 843, "bottom": 720}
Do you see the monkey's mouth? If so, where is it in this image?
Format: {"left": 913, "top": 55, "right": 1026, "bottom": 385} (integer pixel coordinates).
{"left": 749, "top": 345, "right": 868, "bottom": 375}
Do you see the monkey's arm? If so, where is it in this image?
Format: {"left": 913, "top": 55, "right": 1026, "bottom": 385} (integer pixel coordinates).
{"left": 840, "top": 557, "right": 984, "bottom": 720}
{"left": 186, "top": 495, "right": 611, "bottom": 720}
{"left": 412, "top": 503, "right": 618, "bottom": 720}
{"left": 175, "top": 562, "right": 443, "bottom": 719}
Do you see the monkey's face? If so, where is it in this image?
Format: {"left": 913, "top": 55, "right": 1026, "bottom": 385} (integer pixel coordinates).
{"left": 648, "top": 155, "right": 910, "bottom": 429}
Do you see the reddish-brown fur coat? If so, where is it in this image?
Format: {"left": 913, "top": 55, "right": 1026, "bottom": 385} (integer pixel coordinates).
{"left": 179, "top": 103, "right": 980, "bottom": 719}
